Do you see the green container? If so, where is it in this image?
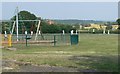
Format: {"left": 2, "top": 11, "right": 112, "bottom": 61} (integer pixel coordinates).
{"left": 70, "top": 34, "right": 79, "bottom": 45}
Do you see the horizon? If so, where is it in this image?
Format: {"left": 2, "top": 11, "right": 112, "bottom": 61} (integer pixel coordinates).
{"left": 1, "top": 18, "right": 116, "bottom": 22}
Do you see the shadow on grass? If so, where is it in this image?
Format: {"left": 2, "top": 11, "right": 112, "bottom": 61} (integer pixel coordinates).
{"left": 68, "top": 55, "right": 118, "bottom": 72}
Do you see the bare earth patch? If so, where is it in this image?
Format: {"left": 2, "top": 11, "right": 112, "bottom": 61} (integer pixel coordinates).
{"left": 2, "top": 59, "right": 98, "bottom": 72}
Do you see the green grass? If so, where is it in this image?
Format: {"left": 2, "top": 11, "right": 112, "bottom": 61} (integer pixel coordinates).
{"left": 2, "top": 34, "right": 118, "bottom": 72}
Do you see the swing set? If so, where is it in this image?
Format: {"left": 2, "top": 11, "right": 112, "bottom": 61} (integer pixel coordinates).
{"left": 1, "top": 19, "right": 43, "bottom": 47}
{"left": 1, "top": 7, "right": 72, "bottom": 47}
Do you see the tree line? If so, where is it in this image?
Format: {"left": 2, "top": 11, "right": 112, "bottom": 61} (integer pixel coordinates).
{"left": 1, "top": 10, "right": 120, "bottom": 34}
{"left": 1, "top": 10, "right": 76, "bottom": 34}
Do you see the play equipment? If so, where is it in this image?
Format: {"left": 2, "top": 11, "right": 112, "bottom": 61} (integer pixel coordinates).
{"left": 8, "top": 34, "right": 12, "bottom": 47}
{"left": 10, "top": 20, "right": 42, "bottom": 41}
{"left": 35, "top": 20, "right": 41, "bottom": 41}
{"left": 1, "top": 7, "right": 79, "bottom": 47}
{"left": 10, "top": 7, "right": 43, "bottom": 42}
{"left": 1, "top": 34, "right": 12, "bottom": 47}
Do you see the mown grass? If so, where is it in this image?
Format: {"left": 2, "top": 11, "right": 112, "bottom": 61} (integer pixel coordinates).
{"left": 2, "top": 34, "right": 118, "bottom": 72}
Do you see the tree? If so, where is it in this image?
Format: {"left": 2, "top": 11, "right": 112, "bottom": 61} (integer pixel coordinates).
{"left": 116, "top": 18, "right": 120, "bottom": 30}
{"left": 11, "top": 11, "right": 37, "bottom": 20}
{"left": 11, "top": 10, "right": 37, "bottom": 34}
{"left": 106, "top": 25, "right": 112, "bottom": 30}
{"left": 10, "top": 10, "right": 77, "bottom": 34}
{"left": 1, "top": 22, "right": 11, "bottom": 34}
{"left": 116, "top": 18, "right": 120, "bottom": 25}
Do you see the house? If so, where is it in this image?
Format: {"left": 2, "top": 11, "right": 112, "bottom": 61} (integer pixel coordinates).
{"left": 84, "top": 26, "right": 91, "bottom": 29}
{"left": 46, "top": 20, "right": 55, "bottom": 25}
{"left": 112, "top": 25, "right": 118, "bottom": 30}
{"left": 84, "top": 23, "right": 106, "bottom": 30}
{"left": 90, "top": 23, "right": 101, "bottom": 29}
{"left": 100, "top": 25, "right": 107, "bottom": 30}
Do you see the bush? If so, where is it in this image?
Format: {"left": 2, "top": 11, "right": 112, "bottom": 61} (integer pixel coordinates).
{"left": 41, "top": 21, "right": 76, "bottom": 33}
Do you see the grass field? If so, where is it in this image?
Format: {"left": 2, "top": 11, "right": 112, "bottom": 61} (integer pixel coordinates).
{"left": 2, "top": 34, "right": 118, "bottom": 72}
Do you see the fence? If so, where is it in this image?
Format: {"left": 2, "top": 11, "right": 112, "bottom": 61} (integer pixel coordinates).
{"left": 1, "top": 34, "right": 71, "bottom": 47}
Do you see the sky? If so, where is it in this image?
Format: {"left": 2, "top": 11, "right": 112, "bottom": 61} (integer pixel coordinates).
{"left": 1, "top": 2, "right": 118, "bottom": 21}
{"left": 0, "top": 0, "right": 119, "bottom": 2}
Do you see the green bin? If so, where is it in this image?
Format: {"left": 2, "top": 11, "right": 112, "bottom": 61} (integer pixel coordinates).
{"left": 70, "top": 34, "right": 79, "bottom": 45}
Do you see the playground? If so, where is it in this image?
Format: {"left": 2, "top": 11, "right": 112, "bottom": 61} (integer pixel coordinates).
{"left": 1, "top": 18, "right": 77, "bottom": 47}
{"left": 1, "top": 6, "right": 118, "bottom": 72}
{"left": 2, "top": 34, "right": 118, "bottom": 72}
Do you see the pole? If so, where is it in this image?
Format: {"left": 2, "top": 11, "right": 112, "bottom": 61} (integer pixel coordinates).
{"left": 35, "top": 20, "right": 41, "bottom": 41}
{"left": 8, "top": 34, "right": 12, "bottom": 47}
{"left": 11, "top": 21, "right": 15, "bottom": 35}
{"left": 16, "top": 6, "right": 19, "bottom": 41}
{"left": 108, "top": 30, "right": 110, "bottom": 34}
{"left": 103, "top": 29, "right": 106, "bottom": 34}
{"left": 25, "top": 31, "right": 27, "bottom": 46}
{"left": 93, "top": 29, "right": 95, "bottom": 34}
{"left": 26, "top": 35, "right": 27, "bottom": 46}
{"left": 79, "top": 24, "right": 81, "bottom": 41}
{"left": 54, "top": 35, "right": 56, "bottom": 46}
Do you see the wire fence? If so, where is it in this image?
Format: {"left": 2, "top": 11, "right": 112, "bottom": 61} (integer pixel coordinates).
{"left": 1, "top": 34, "right": 71, "bottom": 47}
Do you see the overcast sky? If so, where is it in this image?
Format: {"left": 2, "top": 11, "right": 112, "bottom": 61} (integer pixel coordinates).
{"left": 1, "top": 2, "right": 118, "bottom": 21}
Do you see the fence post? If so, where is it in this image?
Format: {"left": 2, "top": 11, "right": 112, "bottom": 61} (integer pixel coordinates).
{"left": 25, "top": 31, "right": 27, "bottom": 47}
{"left": 54, "top": 35, "right": 56, "bottom": 46}
{"left": 63, "top": 34, "right": 65, "bottom": 45}
{"left": 26, "top": 35, "right": 27, "bottom": 47}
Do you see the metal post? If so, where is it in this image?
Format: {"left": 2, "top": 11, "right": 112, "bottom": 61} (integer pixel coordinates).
{"left": 79, "top": 24, "right": 81, "bottom": 41}
{"left": 93, "top": 29, "right": 95, "bottom": 34}
{"left": 11, "top": 21, "right": 15, "bottom": 35}
{"left": 79, "top": 30, "right": 80, "bottom": 41}
{"left": 54, "top": 35, "right": 56, "bottom": 46}
{"left": 25, "top": 31, "right": 27, "bottom": 46}
{"left": 62, "top": 30, "right": 65, "bottom": 35}
{"left": 26, "top": 35, "right": 27, "bottom": 46}
{"left": 103, "top": 28, "right": 106, "bottom": 34}
{"left": 108, "top": 30, "right": 110, "bottom": 34}
{"left": 16, "top": 7, "right": 19, "bottom": 41}
{"left": 35, "top": 20, "right": 41, "bottom": 41}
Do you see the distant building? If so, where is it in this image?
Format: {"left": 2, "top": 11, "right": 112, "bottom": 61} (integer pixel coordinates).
{"left": 46, "top": 20, "right": 55, "bottom": 25}
{"left": 90, "top": 24, "right": 101, "bottom": 29}
{"left": 84, "top": 26, "right": 91, "bottom": 29}
{"left": 100, "top": 25, "right": 107, "bottom": 30}
{"left": 112, "top": 25, "right": 118, "bottom": 30}
{"left": 84, "top": 23, "right": 106, "bottom": 30}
